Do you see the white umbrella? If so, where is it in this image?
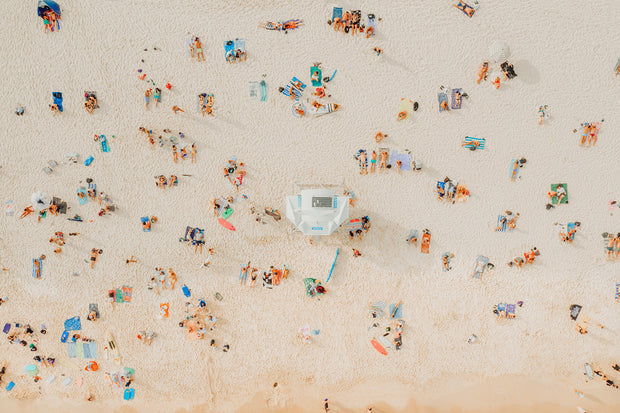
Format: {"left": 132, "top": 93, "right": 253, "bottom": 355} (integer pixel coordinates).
{"left": 489, "top": 41, "right": 510, "bottom": 63}
{"left": 31, "top": 191, "right": 51, "bottom": 212}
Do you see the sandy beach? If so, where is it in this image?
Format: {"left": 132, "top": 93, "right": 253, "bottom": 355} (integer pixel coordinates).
{"left": 1, "top": 0, "right": 619, "bottom": 412}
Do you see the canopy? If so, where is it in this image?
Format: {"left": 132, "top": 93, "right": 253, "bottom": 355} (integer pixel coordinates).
{"left": 285, "top": 189, "right": 349, "bottom": 236}
{"left": 38, "top": 0, "right": 61, "bottom": 17}
{"left": 489, "top": 40, "right": 510, "bottom": 63}
{"left": 31, "top": 191, "right": 51, "bottom": 212}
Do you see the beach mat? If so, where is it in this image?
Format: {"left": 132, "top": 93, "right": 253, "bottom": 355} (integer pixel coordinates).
{"left": 64, "top": 316, "right": 81, "bottom": 331}
{"left": 389, "top": 302, "right": 402, "bottom": 319}
{"left": 33, "top": 258, "right": 42, "bottom": 279}
{"left": 398, "top": 99, "right": 413, "bottom": 120}
{"left": 311, "top": 66, "right": 322, "bottom": 87}
{"left": 551, "top": 183, "right": 568, "bottom": 204}
{"left": 77, "top": 187, "right": 87, "bottom": 205}
{"left": 472, "top": 255, "right": 489, "bottom": 279}
{"left": 451, "top": 88, "right": 462, "bottom": 109}
{"left": 332, "top": 6, "right": 343, "bottom": 21}
{"left": 389, "top": 150, "right": 411, "bottom": 171}
{"left": 510, "top": 159, "right": 520, "bottom": 181}
{"left": 438, "top": 92, "right": 449, "bottom": 112}
{"left": 496, "top": 215, "right": 507, "bottom": 232}
{"left": 463, "top": 137, "right": 485, "bottom": 150}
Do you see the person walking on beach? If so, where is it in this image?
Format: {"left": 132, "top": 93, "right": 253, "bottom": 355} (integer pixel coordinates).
{"left": 324, "top": 398, "right": 329, "bottom": 412}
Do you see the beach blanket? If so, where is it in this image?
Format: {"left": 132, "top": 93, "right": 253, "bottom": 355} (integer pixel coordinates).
{"left": 366, "top": 14, "right": 376, "bottom": 36}
{"left": 67, "top": 341, "right": 98, "bottom": 359}
{"left": 398, "top": 99, "right": 413, "bottom": 120}
{"left": 510, "top": 159, "right": 520, "bottom": 181}
{"left": 472, "top": 256, "right": 489, "bottom": 279}
{"left": 389, "top": 150, "right": 411, "bottom": 171}
{"left": 310, "top": 66, "right": 322, "bottom": 87}
{"left": 77, "top": 187, "right": 87, "bottom": 205}
{"left": 141, "top": 217, "right": 151, "bottom": 232}
{"left": 303, "top": 278, "right": 324, "bottom": 298}
{"left": 551, "top": 183, "right": 568, "bottom": 204}
{"left": 259, "top": 80, "right": 267, "bottom": 101}
{"left": 389, "top": 302, "right": 402, "bottom": 319}
{"left": 249, "top": 81, "right": 258, "bottom": 100}
{"left": 496, "top": 215, "right": 507, "bottom": 232}
{"left": 437, "top": 92, "right": 449, "bottom": 112}
{"left": 332, "top": 6, "right": 343, "bottom": 21}
{"left": 463, "top": 137, "right": 485, "bottom": 150}
{"left": 52, "top": 92, "right": 63, "bottom": 112}
{"left": 33, "top": 258, "right": 42, "bottom": 279}
{"left": 451, "top": 88, "right": 463, "bottom": 109}
{"left": 436, "top": 181, "right": 446, "bottom": 199}
{"left": 64, "top": 316, "right": 81, "bottom": 331}
{"left": 282, "top": 77, "right": 306, "bottom": 101}
{"left": 616, "top": 283, "right": 619, "bottom": 301}
{"left": 122, "top": 286, "right": 132, "bottom": 302}
{"left": 370, "top": 301, "right": 386, "bottom": 318}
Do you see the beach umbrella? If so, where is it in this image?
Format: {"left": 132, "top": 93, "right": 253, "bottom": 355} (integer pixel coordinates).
{"left": 489, "top": 41, "right": 510, "bottom": 63}
{"left": 31, "top": 191, "right": 51, "bottom": 212}
{"left": 37, "top": 0, "right": 61, "bottom": 17}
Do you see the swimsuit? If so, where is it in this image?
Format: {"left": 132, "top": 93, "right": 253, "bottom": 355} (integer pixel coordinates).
{"left": 145, "top": 96, "right": 150, "bottom": 103}
{"left": 371, "top": 159, "right": 376, "bottom": 164}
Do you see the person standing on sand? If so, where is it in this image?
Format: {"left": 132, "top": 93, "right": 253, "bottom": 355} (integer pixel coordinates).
{"left": 145, "top": 89, "right": 151, "bottom": 109}
{"left": 324, "top": 398, "right": 329, "bottom": 412}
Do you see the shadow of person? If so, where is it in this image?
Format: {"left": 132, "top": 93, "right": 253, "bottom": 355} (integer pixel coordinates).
{"left": 513, "top": 59, "right": 540, "bottom": 85}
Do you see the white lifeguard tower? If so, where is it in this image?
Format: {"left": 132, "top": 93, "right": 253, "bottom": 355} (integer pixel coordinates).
{"left": 285, "top": 188, "right": 349, "bottom": 236}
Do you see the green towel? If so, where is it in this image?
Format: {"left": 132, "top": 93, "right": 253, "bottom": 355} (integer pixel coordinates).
{"left": 551, "top": 183, "right": 568, "bottom": 204}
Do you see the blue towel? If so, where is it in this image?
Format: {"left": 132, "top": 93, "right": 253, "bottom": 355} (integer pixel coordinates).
{"left": 83, "top": 342, "right": 91, "bottom": 358}
{"left": 67, "top": 342, "right": 76, "bottom": 358}
{"left": 438, "top": 92, "right": 448, "bottom": 112}
{"left": 389, "top": 303, "right": 402, "bottom": 319}
{"left": 496, "top": 215, "right": 507, "bottom": 232}
{"left": 464, "top": 137, "right": 485, "bottom": 150}
{"left": 332, "top": 7, "right": 343, "bottom": 20}
{"left": 64, "top": 316, "right": 81, "bottom": 332}
{"left": 451, "top": 88, "right": 463, "bottom": 109}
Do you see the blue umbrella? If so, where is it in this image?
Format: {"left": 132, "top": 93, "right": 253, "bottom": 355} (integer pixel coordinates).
{"left": 37, "top": 0, "right": 61, "bottom": 17}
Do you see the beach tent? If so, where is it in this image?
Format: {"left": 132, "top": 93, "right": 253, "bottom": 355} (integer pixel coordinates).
{"left": 38, "top": 0, "right": 61, "bottom": 17}
{"left": 489, "top": 40, "right": 510, "bottom": 63}
{"left": 285, "top": 189, "right": 349, "bottom": 236}
{"left": 31, "top": 191, "right": 51, "bottom": 212}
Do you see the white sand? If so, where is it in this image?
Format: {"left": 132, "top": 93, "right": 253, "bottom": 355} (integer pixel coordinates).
{"left": 1, "top": 0, "right": 619, "bottom": 412}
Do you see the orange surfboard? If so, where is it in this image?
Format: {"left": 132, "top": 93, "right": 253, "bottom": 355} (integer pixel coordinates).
{"left": 371, "top": 339, "right": 387, "bottom": 355}
{"left": 218, "top": 218, "right": 236, "bottom": 231}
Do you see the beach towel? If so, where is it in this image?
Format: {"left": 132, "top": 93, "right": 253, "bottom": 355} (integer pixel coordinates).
{"left": 496, "top": 215, "right": 507, "bottom": 232}
{"left": 463, "top": 137, "right": 485, "bottom": 150}
{"left": 141, "top": 217, "right": 151, "bottom": 232}
{"left": 98, "top": 135, "right": 109, "bottom": 152}
{"left": 77, "top": 187, "right": 87, "bottom": 205}
{"left": 122, "top": 286, "right": 132, "bottom": 302}
{"left": 616, "top": 283, "right": 619, "bottom": 301}
{"left": 33, "top": 258, "right": 42, "bottom": 279}
{"left": 181, "top": 226, "right": 193, "bottom": 242}
{"left": 259, "top": 80, "right": 268, "bottom": 101}
{"left": 389, "top": 150, "right": 411, "bottom": 171}
{"left": 407, "top": 229, "right": 419, "bottom": 244}
{"left": 366, "top": 14, "right": 376, "bottom": 36}
{"left": 311, "top": 66, "right": 322, "bottom": 87}
{"left": 437, "top": 92, "right": 449, "bottom": 112}
{"left": 3, "top": 323, "right": 11, "bottom": 334}
{"left": 471, "top": 256, "right": 489, "bottom": 279}
{"left": 89, "top": 303, "right": 100, "bottom": 319}
{"left": 185, "top": 37, "right": 193, "bottom": 57}
{"left": 421, "top": 231, "right": 431, "bottom": 254}
{"left": 84, "top": 91, "right": 99, "bottom": 108}
{"left": 506, "top": 304, "right": 516, "bottom": 318}
{"left": 509, "top": 159, "right": 520, "bottom": 181}
{"left": 282, "top": 77, "right": 306, "bottom": 101}
{"left": 64, "top": 316, "right": 81, "bottom": 331}
{"left": 377, "top": 335, "right": 395, "bottom": 350}
{"left": 455, "top": 1, "right": 475, "bottom": 17}
{"left": 303, "top": 278, "right": 324, "bottom": 298}
{"left": 197, "top": 93, "right": 213, "bottom": 113}
{"left": 496, "top": 303, "right": 507, "bottom": 317}
{"left": 88, "top": 183, "right": 97, "bottom": 198}
{"left": 389, "top": 302, "right": 402, "bottom": 319}
{"left": 224, "top": 40, "right": 235, "bottom": 62}
{"left": 332, "top": 6, "right": 343, "bottom": 21}
{"left": 551, "top": 183, "right": 568, "bottom": 204}
{"left": 249, "top": 81, "right": 258, "bottom": 100}
{"left": 398, "top": 99, "right": 413, "bottom": 120}
{"left": 370, "top": 301, "right": 386, "bottom": 318}
{"left": 451, "top": 88, "right": 463, "bottom": 109}
{"left": 5, "top": 200, "right": 14, "bottom": 216}
{"left": 52, "top": 92, "right": 63, "bottom": 112}
{"left": 436, "top": 181, "right": 446, "bottom": 199}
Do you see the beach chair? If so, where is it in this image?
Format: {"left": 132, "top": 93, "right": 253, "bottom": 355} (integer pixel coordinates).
{"left": 389, "top": 150, "right": 412, "bottom": 171}
{"left": 451, "top": 88, "right": 463, "bottom": 109}
{"left": 471, "top": 256, "right": 489, "bottom": 278}
{"left": 463, "top": 137, "right": 485, "bottom": 150}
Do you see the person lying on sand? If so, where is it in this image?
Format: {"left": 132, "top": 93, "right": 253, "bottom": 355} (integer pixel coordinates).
{"left": 453, "top": 1, "right": 475, "bottom": 17}
{"left": 90, "top": 248, "right": 101, "bottom": 269}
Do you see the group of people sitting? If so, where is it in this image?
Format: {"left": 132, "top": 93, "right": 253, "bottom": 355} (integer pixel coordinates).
{"left": 40, "top": 9, "right": 60, "bottom": 33}
{"left": 507, "top": 247, "right": 540, "bottom": 268}
{"left": 84, "top": 93, "right": 98, "bottom": 114}
{"left": 328, "top": 10, "right": 376, "bottom": 38}
{"left": 476, "top": 60, "right": 517, "bottom": 89}
{"left": 436, "top": 177, "right": 470, "bottom": 203}
{"left": 155, "top": 175, "right": 178, "bottom": 188}
{"left": 239, "top": 262, "right": 290, "bottom": 289}
{"left": 199, "top": 93, "right": 214, "bottom": 117}
{"left": 223, "top": 157, "right": 246, "bottom": 190}
{"left": 604, "top": 232, "right": 620, "bottom": 261}
{"left": 348, "top": 216, "right": 370, "bottom": 240}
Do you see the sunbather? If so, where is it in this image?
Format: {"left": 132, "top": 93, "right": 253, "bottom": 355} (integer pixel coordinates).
{"left": 510, "top": 159, "right": 519, "bottom": 181}
{"left": 0, "top": 361, "right": 6, "bottom": 385}
{"left": 172, "top": 105, "right": 184, "bottom": 114}
{"left": 477, "top": 62, "right": 488, "bottom": 84}
{"left": 455, "top": 90, "right": 462, "bottom": 107}
{"left": 453, "top": 1, "right": 475, "bottom": 17}
{"left": 172, "top": 145, "right": 179, "bottom": 163}
{"left": 195, "top": 38, "right": 204, "bottom": 62}
{"left": 379, "top": 151, "right": 388, "bottom": 172}
{"left": 156, "top": 175, "right": 167, "bottom": 188}
{"left": 406, "top": 232, "right": 417, "bottom": 246}
{"left": 90, "top": 248, "right": 101, "bottom": 269}
{"left": 495, "top": 216, "right": 508, "bottom": 231}
{"left": 580, "top": 124, "right": 591, "bottom": 146}
{"left": 493, "top": 77, "right": 500, "bottom": 89}
{"left": 50, "top": 103, "right": 61, "bottom": 115}
{"left": 507, "top": 212, "right": 520, "bottom": 230}
{"left": 587, "top": 124, "right": 598, "bottom": 147}
{"left": 350, "top": 11, "right": 361, "bottom": 35}
{"left": 19, "top": 206, "right": 34, "bottom": 219}
{"left": 144, "top": 89, "right": 151, "bottom": 109}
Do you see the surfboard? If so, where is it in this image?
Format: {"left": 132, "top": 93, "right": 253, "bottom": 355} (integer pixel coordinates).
{"left": 371, "top": 339, "right": 387, "bottom": 355}
{"left": 218, "top": 217, "right": 236, "bottom": 231}
{"left": 106, "top": 332, "right": 121, "bottom": 364}
{"left": 326, "top": 248, "right": 339, "bottom": 283}
{"left": 584, "top": 363, "right": 593, "bottom": 380}
{"left": 310, "top": 103, "right": 340, "bottom": 117}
